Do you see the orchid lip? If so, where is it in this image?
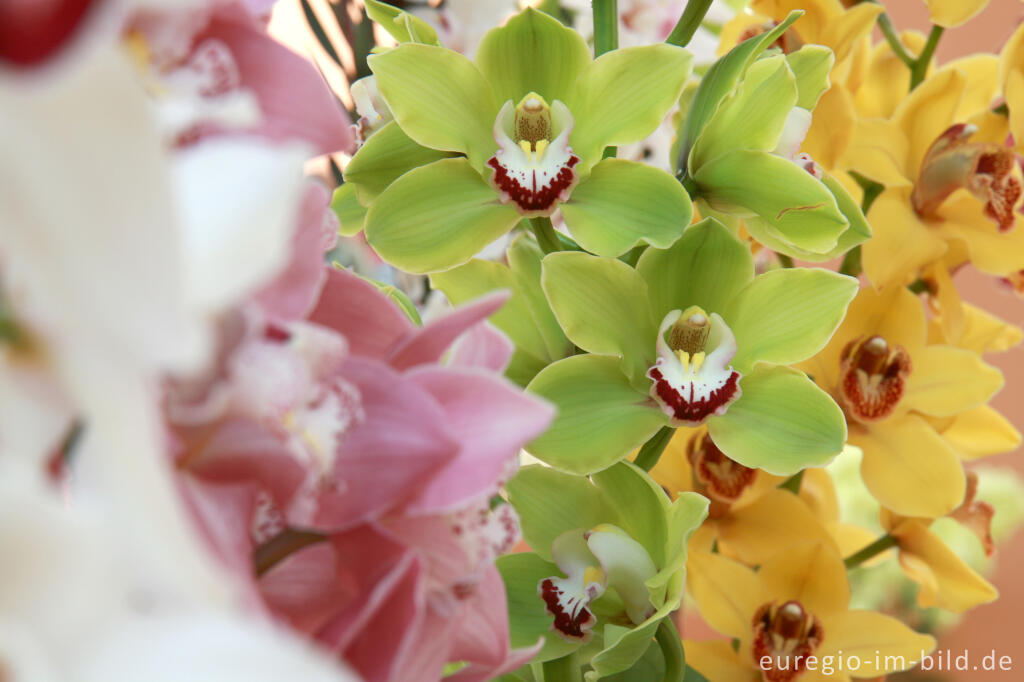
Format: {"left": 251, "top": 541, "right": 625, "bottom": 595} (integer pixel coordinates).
{"left": 647, "top": 307, "right": 742, "bottom": 426}
{"left": 487, "top": 94, "right": 581, "bottom": 217}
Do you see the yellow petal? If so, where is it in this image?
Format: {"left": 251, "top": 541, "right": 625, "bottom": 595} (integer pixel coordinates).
{"left": 717, "top": 489, "right": 838, "bottom": 565}
{"left": 863, "top": 192, "right": 947, "bottom": 290}
{"left": 926, "top": 0, "right": 990, "bottom": 28}
{"left": 798, "top": 467, "right": 840, "bottom": 524}
{"left": 842, "top": 119, "right": 912, "bottom": 186}
{"left": 945, "top": 55, "right": 1000, "bottom": 120}
{"left": 1008, "top": 69, "right": 1024, "bottom": 155}
{"left": 954, "top": 303, "right": 1024, "bottom": 354}
{"left": 803, "top": 86, "right": 856, "bottom": 172}
{"left": 687, "top": 522, "right": 718, "bottom": 555}
{"left": 758, "top": 541, "right": 850, "bottom": 617}
{"left": 818, "top": 610, "right": 935, "bottom": 674}
{"left": 938, "top": 192, "right": 1024, "bottom": 276}
{"left": 683, "top": 639, "right": 759, "bottom": 682}
{"left": 936, "top": 405, "right": 1022, "bottom": 460}
{"left": 834, "top": 523, "right": 889, "bottom": 565}
{"left": 923, "top": 262, "right": 966, "bottom": 346}
{"left": 750, "top": 0, "right": 839, "bottom": 42}
{"left": 999, "top": 22, "right": 1024, "bottom": 91}
{"left": 824, "top": 3, "right": 884, "bottom": 64}
{"left": 686, "top": 551, "right": 768, "bottom": 639}
{"left": 891, "top": 519, "right": 998, "bottom": 612}
{"left": 852, "top": 415, "right": 966, "bottom": 518}
{"left": 716, "top": 13, "right": 770, "bottom": 58}
{"left": 893, "top": 67, "right": 967, "bottom": 179}
{"left": 901, "top": 345, "right": 1004, "bottom": 417}
{"left": 648, "top": 427, "right": 697, "bottom": 499}
{"left": 853, "top": 33, "right": 926, "bottom": 119}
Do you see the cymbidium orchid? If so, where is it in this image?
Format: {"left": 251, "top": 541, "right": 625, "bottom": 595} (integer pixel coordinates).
{"left": 525, "top": 218, "right": 855, "bottom": 475}
{"left": 349, "top": 7, "right": 695, "bottom": 272}
{"left": 800, "top": 284, "right": 1011, "bottom": 518}
{"left": 676, "top": 12, "right": 872, "bottom": 261}
{"left": 686, "top": 542, "right": 935, "bottom": 682}
{"left": 501, "top": 462, "right": 708, "bottom": 679}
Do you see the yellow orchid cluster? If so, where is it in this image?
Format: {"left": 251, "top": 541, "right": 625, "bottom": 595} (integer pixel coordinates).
{"left": 649, "top": 1, "right": 1024, "bottom": 679}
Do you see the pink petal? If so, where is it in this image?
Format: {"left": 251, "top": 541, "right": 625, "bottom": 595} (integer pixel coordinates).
{"left": 309, "top": 267, "right": 413, "bottom": 362}
{"left": 447, "top": 322, "right": 514, "bottom": 373}
{"left": 201, "top": 7, "right": 354, "bottom": 155}
{"left": 388, "top": 291, "right": 510, "bottom": 371}
{"left": 260, "top": 542, "right": 358, "bottom": 635}
{"left": 404, "top": 367, "right": 554, "bottom": 514}
{"left": 254, "top": 182, "right": 339, "bottom": 321}
{"left": 389, "top": 606, "right": 460, "bottom": 682}
{"left": 311, "top": 358, "right": 460, "bottom": 530}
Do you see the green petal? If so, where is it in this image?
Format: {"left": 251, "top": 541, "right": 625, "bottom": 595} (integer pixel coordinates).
{"left": 591, "top": 463, "right": 672, "bottom": 567}
{"left": 497, "top": 552, "right": 579, "bottom": 662}
{"left": 707, "top": 366, "right": 846, "bottom": 475}
{"left": 677, "top": 10, "right": 802, "bottom": 170}
{"left": 430, "top": 235, "right": 571, "bottom": 384}
{"left": 364, "top": 158, "right": 520, "bottom": 273}
{"left": 525, "top": 354, "right": 666, "bottom": 474}
{"left": 569, "top": 45, "right": 693, "bottom": 168}
{"left": 560, "top": 160, "right": 692, "bottom": 257}
{"left": 363, "top": 0, "right": 440, "bottom": 45}
{"left": 541, "top": 252, "right": 656, "bottom": 385}
{"left": 786, "top": 45, "right": 834, "bottom": 110}
{"left": 636, "top": 218, "right": 753, "bottom": 325}
{"left": 330, "top": 183, "right": 366, "bottom": 237}
{"left": 693, "top": 150, "right": 847, "bottom": 254}
{"left": 741, "top": 171, "right": 872, "bottom": 261}
{"left": 343, "top": 121, "right": 454, "bottom": 203}
{"left": 369, "top": 44, "right": 498, "bottom": 169}
{"left": 691, "top": 55, "right": 798, "bottom": 168}
{"left": 475, "top": 8, "right": 591, "bottom": 106}
{"left": 724, "top": 268, "right": 858, "bottom": 373}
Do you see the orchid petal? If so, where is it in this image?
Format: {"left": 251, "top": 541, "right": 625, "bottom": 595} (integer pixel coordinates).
{"left": 343, "top": 120, "right": 454, "bottom": 204}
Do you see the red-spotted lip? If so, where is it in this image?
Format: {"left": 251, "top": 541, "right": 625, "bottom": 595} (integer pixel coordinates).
{"left": 0, "top": 0, "right": 99, "bottom": 68}
{"left": 648, "top": 365, "right": 741, "bottom": 425}
{"left": 538, "top": 577, "right": 599, "bottom": 641}
{"left": 487, "top": 152, "right": 580, "bottom": 216}
{"left": 838, "top": 335, "right": 911, "bottom": 423}
{"left": 687, "top": 432, "right": 757, "bottom": 502}
{"left": 751, "top": 601, "right": 824, "bottom": 682}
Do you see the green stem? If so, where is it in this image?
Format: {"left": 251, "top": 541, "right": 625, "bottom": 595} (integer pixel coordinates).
{"left": 656, "top": 618, "right": 686, "bottom": 682}
{"left": 635, "top": 426, "right": 675, "bottom": 471}
{"left": 848, "top": 170, "right": 884, "bottom": 215}
{"left": 543, "top": 650, "right": 582, "bottom": 682}
{"left": 254, "top": 529, "right": 327, "bottom": 577}
{"left": 531, "top": 217, "right": 563, "bottom": 254}
{"left": 776, "top": 254, "right": 795, "bottom": 269}
{"left": 838, "top": 246, "right": 861, "bottom": 278}
{"left": 844, "top": 534, "right": 898, "bottom": 569}
{"left": 593, "top": 0, "right": 619, "bottom": 57}
{"left": 778, "top": 470, "right": 803, "bottom": 494}
{"left": 910, "top": 25, "right": 944, "bottom": 90}
{"left": 875, "top": 11, "right": 915, "bottom": 69}
{"left": 666, "top": 0, "right": 714, "bottom": 48}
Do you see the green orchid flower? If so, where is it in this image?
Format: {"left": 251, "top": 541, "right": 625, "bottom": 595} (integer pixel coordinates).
{"left": 431, "top": 233, "right": 573, "bottom": 386}
{"left": 350, "top": 7, "right": 694, "bottom": 273}
{"left": 526, "top": 218, "right": 857, "bottom": 475}
{"left": 499, "top": 462, "right": 708, "bottom": 680}
{"left": 675, "top": 12, "right": 871, "bottom": 261}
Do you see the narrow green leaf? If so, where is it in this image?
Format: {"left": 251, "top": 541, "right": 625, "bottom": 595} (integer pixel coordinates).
{"left": 364, "top": 158, "right": 520, "bottom": 273}
{"left": 525, "top": 354, "right": 666, "bottom": 474}
{"left": 560, "top": 159, "right": 692, "bottom": 258}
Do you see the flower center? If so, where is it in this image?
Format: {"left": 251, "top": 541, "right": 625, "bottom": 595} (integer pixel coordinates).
{"left": 487, "top": 92, "right": 581, "bottom": 217}
{"left": 838, "top": 335, "right": 912, "bottom": 423}
{"left": 912, "top": 123, "right": 1023, "bottom": 232}
{"left": 647, "top": 307, "right": 742, "bottom": 425}
{"left": 751, "top": 600, "right": 824, "bottom": 682}
{"left": 687, "top": 432, "right": 757, "bottom": 513}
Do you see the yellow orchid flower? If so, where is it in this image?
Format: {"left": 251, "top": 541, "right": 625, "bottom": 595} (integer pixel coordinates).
{"left": 999, "top": 21, "right": 1024, "bottom": 153}
{"left": 846, "top": 63, "right": 1024, "bottom": 288}
{"left": 924, "top": 0, "right": 990, "bottom": 28}
{"left": 920, "top": 262, "right": 1024, "bottom": 352}
{"left": 800, "top": 285, "right": 1009, "bottom": 519}
{"left": 649, "top": 427, "right": 839, "bottom": 565}
{"left": 686, "top": 542, "right": 935, "bottom": 681}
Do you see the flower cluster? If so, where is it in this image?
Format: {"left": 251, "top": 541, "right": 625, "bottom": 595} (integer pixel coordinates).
{"left": 2, "top": 1, "right": 1022, "bottom": 681}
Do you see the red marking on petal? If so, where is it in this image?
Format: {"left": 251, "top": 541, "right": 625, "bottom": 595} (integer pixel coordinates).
{"left": 0, "top": 0, "right": 99, "bottom": 68}
{"left": 751, "top": 601, "right": 824, "bottom": 682}
{"left": 686, "top": 432, "right": 757, "bottom": 503}
{"left": 538, "top": 578, "right": 597, "bottom": 641}
{"left": 264, "top": 323, "right": 292, "bottom": 343}
{"left": 838, "top": 335, "right": 911, "bottom": 423}
{"left": 647, "top": 367, "right": 741, "bottom": 424}
{"left": 487, "top": 154, "right": 580, "bottom": 216}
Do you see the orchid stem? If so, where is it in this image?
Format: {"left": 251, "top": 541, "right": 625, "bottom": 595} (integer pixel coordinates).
{"left": 543, "top": 650, "right": 582, "bottom": 682}
{"left": 777, "top": 254, "right": 795, "bottom": 268}
{"left": 844, "top": 533, "right": 898, "bottom": 569}
{"left": 656, "top": 618, "right": 686, "bottom": 682}
{"left": 910, "top": 25, "right": 944, "bottom": 90}
{"left": 666, "top": 0, "right": 714, "bottom": 48}
{"left": 593, "top": 0, "right": 618, "bottom": 57}
{"left": 779, "top": 470, "right": 803, "bottom": 494}
{"left": 635, "top": 426, "right": 675, "bottom": 471}
{"left": 254, "top": 529, "right": 327, "bottom": 577}
{"left": 875, "top": 11, "right": 915, "bottom": 70}
{"left": 531, "top": 217, "right": 563, "bottom": 254}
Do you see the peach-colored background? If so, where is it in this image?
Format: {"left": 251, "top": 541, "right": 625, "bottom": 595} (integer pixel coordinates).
{"left": 886, "top": 2, "right": 1024, "bottom": 680}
